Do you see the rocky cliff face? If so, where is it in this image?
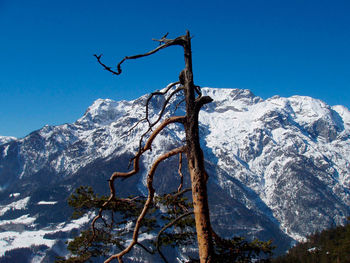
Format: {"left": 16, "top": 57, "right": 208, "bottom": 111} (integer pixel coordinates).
{"left": 0, "top": 86, "right": 349, "bottom": 262}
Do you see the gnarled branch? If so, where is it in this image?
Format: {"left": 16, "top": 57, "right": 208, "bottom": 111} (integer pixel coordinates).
{"left": 124, "top": 81, "right": 181, "bottom": 138}
{"left": 91, "top": 116, "right": 185, "bottom": 238}
{"left": 94, "top": 34, "right": 187, "bottom": 76}
{"left": 105, "top": 146, "right": 186, "bottom": 263}
{"left": 135, "top": 85, "right": 184, "bottom": 153}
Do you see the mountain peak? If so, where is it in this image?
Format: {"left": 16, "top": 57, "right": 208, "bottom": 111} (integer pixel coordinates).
{"left": 0, "top": 136, "right": 17, "bottom": 145}
{"left": 77, "top": 98, "right": 128, "bottom": 128}
{"left": 203, "top": 87, "right": 261, "bottom": 103}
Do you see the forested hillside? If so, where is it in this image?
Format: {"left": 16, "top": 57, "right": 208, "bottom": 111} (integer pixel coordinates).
{"left": 273, "top": 218, "right": 350, "bottom": 263}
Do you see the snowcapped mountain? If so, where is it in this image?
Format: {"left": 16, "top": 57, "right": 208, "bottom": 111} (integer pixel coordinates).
{"left": 0, "top": 86, "right": 349, "bottom": 262}
{"left": 0, "top": 136, "right": 16, "bottom": 146}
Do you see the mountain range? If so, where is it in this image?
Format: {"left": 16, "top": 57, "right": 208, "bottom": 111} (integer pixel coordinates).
{"left": 0, "top": 86, "right": 349, "bottom": 262}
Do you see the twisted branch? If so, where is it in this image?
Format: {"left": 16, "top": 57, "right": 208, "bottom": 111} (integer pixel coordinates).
{"left": 94, "top": 34, "right": 187, "bottom": 76}
{"left": 135, "top": 85, "right": 184, "bottom": 154}
{"left": 144, "top": 82, "right": 182, "bottom": 127}
{"left": 124, "top": 81, "right": 181, "bottom": 138}
{"left": 105, "top": 146, "right": 186, "bottom": 263}
{"left": 91, "top": 116, "right": 185, "bottom": 238}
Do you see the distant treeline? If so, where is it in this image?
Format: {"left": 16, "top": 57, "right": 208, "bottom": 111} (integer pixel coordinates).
{"left": 273, "top": 218, "right": 350, "bottom": 263}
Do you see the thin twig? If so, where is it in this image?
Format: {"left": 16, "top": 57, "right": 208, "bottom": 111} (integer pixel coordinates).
{"left": 122, "top": 81, "right": 180, "bottom": 140}
{"left": 136, "top": 85, "right": 184, "bottom": 155}
{"left": 156, "top": 211, "right": 194, "bottom": 263}
{"left": 173, "top": 187, "right": 191, "bottom": 199}
{"left": 135, "top": 242, "right": 155, "bottom": 255}
{"left": 174, "top": 98, "right": 185, "bottom": 111}
{"left": 177, "top": 152, "right": 184, "bottom": 193}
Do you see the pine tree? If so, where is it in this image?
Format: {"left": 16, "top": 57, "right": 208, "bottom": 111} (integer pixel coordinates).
{"left": 57, "top": 31, "right": 274, "bottom": 263}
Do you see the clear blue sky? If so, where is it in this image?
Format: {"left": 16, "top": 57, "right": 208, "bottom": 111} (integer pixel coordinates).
{"left": 1, "top": 0, "right": 349, "bottom": 138}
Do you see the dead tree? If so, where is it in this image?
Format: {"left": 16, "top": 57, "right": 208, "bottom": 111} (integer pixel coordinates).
{"left": 93, "top": 31, "right": 214, "bottom": 263}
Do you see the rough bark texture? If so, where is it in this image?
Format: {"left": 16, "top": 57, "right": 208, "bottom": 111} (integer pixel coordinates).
{"left": 182, "top": 31, "right": 214, "bottom": 263}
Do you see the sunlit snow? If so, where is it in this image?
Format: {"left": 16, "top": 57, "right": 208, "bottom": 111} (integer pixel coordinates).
{"left": 0, "top": 197, "right": 30, "bottom": 216}
{"left": 37, "top": 201, "right": 58, "bottom": 205}
{"left": 0, "top": 212, "right": 93, "bottom": 256}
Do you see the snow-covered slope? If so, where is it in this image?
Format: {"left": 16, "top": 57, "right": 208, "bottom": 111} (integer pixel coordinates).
{"left": 0, "top": 136, "right": 16, "bottom": 145}
{"left": 200, "top": 88, "right": 350, "bottom": 241}
{"left": 0, "top": 86, "right": 349, "bottom": 261}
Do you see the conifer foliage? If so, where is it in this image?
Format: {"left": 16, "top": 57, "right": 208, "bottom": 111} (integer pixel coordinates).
{"left": 273, "top": 218, "right": 350, "bottom": 263}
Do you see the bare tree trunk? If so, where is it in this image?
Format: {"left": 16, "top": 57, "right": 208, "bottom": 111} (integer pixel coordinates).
{"left": 182, "top": 31, "right": 214, "bottom": 263}
{"left": 94, "top": 30, "right": 214, "bottom": 262}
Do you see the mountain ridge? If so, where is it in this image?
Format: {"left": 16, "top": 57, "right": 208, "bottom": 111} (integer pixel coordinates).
{"left": 0, "top": 86, "right": 349, "bottom": 261}
{"left": 0, "top": 136, "right": 16, "bottom": 146}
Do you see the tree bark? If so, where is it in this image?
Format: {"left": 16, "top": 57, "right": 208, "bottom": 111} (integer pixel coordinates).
{"left": 182, "top": 31, "right": 214, "bottom": 263}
